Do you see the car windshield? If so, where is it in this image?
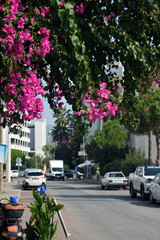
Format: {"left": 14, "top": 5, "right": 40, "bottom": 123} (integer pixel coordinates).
{"left": 144, "top": 168, "right": 160, "bottom": 176}
{"left": 27, "top": 172, "right": 43, "bottom": 176}
{"left": 52, "top": 168, "right": 63, "bottom": 172}
{"left": 108, "top": 173, "right": 124, "bottom": 178}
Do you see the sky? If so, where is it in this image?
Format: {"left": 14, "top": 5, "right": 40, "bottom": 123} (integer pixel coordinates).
{"left": 31, "top": 97, "right": 72, "bottom": 129}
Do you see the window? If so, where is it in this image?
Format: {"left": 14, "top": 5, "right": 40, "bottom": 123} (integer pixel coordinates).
{"left": 109, "top": 173, "right": 124, "bottom": 178}
{"left": 144, "top": 168, "right": 160, "bottom": 176}
{"left": 27, "top": 172, "right": 43, "bottom": 176}
{"left": 52, "top": 168, "right": 63, "bottom": 172}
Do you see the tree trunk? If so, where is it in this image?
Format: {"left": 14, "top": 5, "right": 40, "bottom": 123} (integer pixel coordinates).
{"left": 155, "top": 131, "right": 160, "bottom": 165}
{"left": 148, "top": 131, "right": 152, "bottom": 165}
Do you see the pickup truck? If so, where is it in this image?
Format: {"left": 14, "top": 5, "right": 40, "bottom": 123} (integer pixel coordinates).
{"left": 129, "top": 165, "right": 160, "bottom": 200}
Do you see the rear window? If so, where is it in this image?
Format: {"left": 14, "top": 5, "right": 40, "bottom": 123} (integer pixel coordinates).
{"left": 27, "top": 172, "right": 43, "bottom": 176}
{"left": 109, "top": 173, "right": 124, "bottom": 178}
{"left": 144, "top": 168, "right": 160, "bottom": 176}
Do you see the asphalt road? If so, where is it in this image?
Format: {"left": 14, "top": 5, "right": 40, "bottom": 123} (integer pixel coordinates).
{"left": 46, "top": 179, "right": 160, "bottom": 240}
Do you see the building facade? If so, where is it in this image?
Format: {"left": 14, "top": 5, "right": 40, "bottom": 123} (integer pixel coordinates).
{"left": 28, "top": 119, "right": 46, "bottom": 157}
{"left": 2, "top": 122, "right": 30, "bottom": 157}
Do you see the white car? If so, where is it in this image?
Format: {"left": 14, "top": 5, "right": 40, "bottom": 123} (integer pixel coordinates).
{"left": 150, "top": 173, "right": 160, "bottom": 203}
{"left": 101, "top": 172, "right": 128, "bottom": 190}
{"left": 22, "top": 169, "right": 46, "bottom": 190}
{"left": 11, "top": 170, "right": 19, "bottom": 178}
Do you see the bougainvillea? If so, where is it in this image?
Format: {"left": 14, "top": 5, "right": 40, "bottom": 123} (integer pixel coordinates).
{"left": 0, "top": 0, "right": 160, "bottom": 130}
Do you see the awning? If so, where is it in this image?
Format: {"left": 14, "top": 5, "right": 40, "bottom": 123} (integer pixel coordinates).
{"left": 78, "top": 160, "right": 95, "bottom": 168}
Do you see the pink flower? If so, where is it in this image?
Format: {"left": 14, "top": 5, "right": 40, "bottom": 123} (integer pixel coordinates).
{"left": 17, "top": 18, "right": 27, "bottom": 28}
{"left": 59, "top": 1, "right": 64, "bottom": 8}
{"left": 107, "top": 14, "right": 111, "bottom": 20}
{"left": 61, "top": 138, "right": 66, "bottom": 144}
{"left": 67, "top": 145, "right": 71, "bottom": 149}
{"left": 10, "top": 3, "right": 18, "bottom": 14}
{"left": 35, "top": 9, "right": 40, "bottom": 14}
{"left": 141, "top": 87, "right": 144, "bottom": 92}
{"left": 4, "top": 14, "right": 16, "bottom": 22}
{"left": 0, "top": 6, "right": 5, "bottom": 11}
{"left": 75, "top": 3, "right": 84, "bottom": 14}
{"left": 6, "top": 99, "right": 18, "bottom": 111}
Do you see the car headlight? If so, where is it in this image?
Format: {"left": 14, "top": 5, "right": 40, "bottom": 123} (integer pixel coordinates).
{"left": 145, "top": 179, "right": 152, "bottom": 183}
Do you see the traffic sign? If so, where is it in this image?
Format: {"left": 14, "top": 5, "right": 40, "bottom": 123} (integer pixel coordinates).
{"left": 16, "top": 163, "right": 22, "bottom": 166}
{"left": 16, "top": 158, "right": 22, "bottom": 163}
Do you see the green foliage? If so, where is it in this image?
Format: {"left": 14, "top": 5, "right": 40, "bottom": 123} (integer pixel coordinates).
{"left": 102, "top": 159, "right": 122, "bottom": 175}
{"left": 121, "top": 149, "right": 149, "bottom": 176}
{"left": 64, "top": 164, "right": 69, "bottom": 169}
{"left": 25, "top": 189, "right": 63, "bottom": 240}
{"left": 11, "top": 149, "right": 25, "bottom": 168}
{"left": 85, "top": 120, "right": 128, "bottom": 171}
{"left": 25, "top": 157, "right": 36, "bottom": 169}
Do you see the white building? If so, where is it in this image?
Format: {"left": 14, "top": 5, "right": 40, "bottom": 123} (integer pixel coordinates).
{"left": 28, "top": 119, "right": 46, "bottom": 157}
{"left": 2, "top": 122, "right": 30, "bottom": 157}
{"left": 127, "top": 133, "right": 157, "bottom": 162}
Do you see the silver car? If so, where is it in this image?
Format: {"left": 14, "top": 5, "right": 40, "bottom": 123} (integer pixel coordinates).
{"left": 101, "top": 172, "right": 128, "bottom": 190}
{"left": 150, "top": 173, "right": 160, "bottom": 203}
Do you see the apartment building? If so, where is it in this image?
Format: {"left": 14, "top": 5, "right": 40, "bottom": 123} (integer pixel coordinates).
{"left": 28, "top": 119, "right": 46, "bottom": 158}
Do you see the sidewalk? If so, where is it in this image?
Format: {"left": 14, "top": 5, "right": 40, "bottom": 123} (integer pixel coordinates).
{"left": 0, "top": 178, "right": 22, "bottom": 202}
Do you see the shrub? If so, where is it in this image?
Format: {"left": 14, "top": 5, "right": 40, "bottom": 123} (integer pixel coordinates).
{"left": 121, "top": 149, "right": 149, "bottom": 176}
{"left": 101, "top": 159, "right": 122, "bottom": 175}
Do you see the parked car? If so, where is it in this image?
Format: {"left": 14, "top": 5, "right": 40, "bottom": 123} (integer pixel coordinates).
{"left": 150, "top": 173, "right": 160, "bottom": 203}
{"left": 101, "top": 172, "right": 128, "bottom": 190}
{"left": 64, "top": 169, "right": 84, "bottom": 179}
{"left": 129, "top": 165, "right": 160, "bottom": 200}
{"left": 11, "top": 170, "right": 19, "bottom": 178}
{"left": 22, "top": 169, "right": 46, "bottom": 190}
{"left": 3, "top": 170, "right": 18, "bottom": 179}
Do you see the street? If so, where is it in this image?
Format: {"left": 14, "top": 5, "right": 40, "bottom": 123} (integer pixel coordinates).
{"left": 46, "top": 179, "right": 160, "bottom": 240}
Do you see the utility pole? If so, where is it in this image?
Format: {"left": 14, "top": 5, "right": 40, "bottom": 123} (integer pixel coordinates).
{"left": 0, "top": 100, "right": 3, "bottom": 193}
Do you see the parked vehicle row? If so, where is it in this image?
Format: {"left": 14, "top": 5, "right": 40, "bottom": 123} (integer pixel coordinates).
{"left": 129, "top": 165, "right": 160, "bottom": 201}
{"left": 64, "top": 169, "right": 84, "bottom": 179}
{"left": 100, "top": 166, "right": 160, "bottom": 204}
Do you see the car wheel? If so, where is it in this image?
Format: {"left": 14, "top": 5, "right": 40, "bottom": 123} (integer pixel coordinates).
{"left": 106, "top": 185, "right": 109, "bottom": 190}
{"left": 141, "top": 185, "right": 147, "bottom": 200}
{"left": 101, "top": 184, "right": 104, "bottom": 190}
{"left": 130, "top": 184, "right": 137, "bottom": 198}
{"left": 123, "top": 186, "right": 126, "bottom": 190}
{"left": 150, "top": 192, "right": 155, "bottom": 203}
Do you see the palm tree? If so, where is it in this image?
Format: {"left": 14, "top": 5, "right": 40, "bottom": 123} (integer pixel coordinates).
{"left": 42, "top": 144, "right": 55, "bottom": 158}
{"left": 51, "top": 107, "right": 73, "bottom": 144}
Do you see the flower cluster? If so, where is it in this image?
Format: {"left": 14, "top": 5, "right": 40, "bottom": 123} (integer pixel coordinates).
{"left": 0, "top": 0, "right": 64, "bottom": 124}
{"left": 75, "top": 3, "right": 84, "bottom": 14}
{"left": 76, "top": 82, "right": 118, "bottom": 123}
